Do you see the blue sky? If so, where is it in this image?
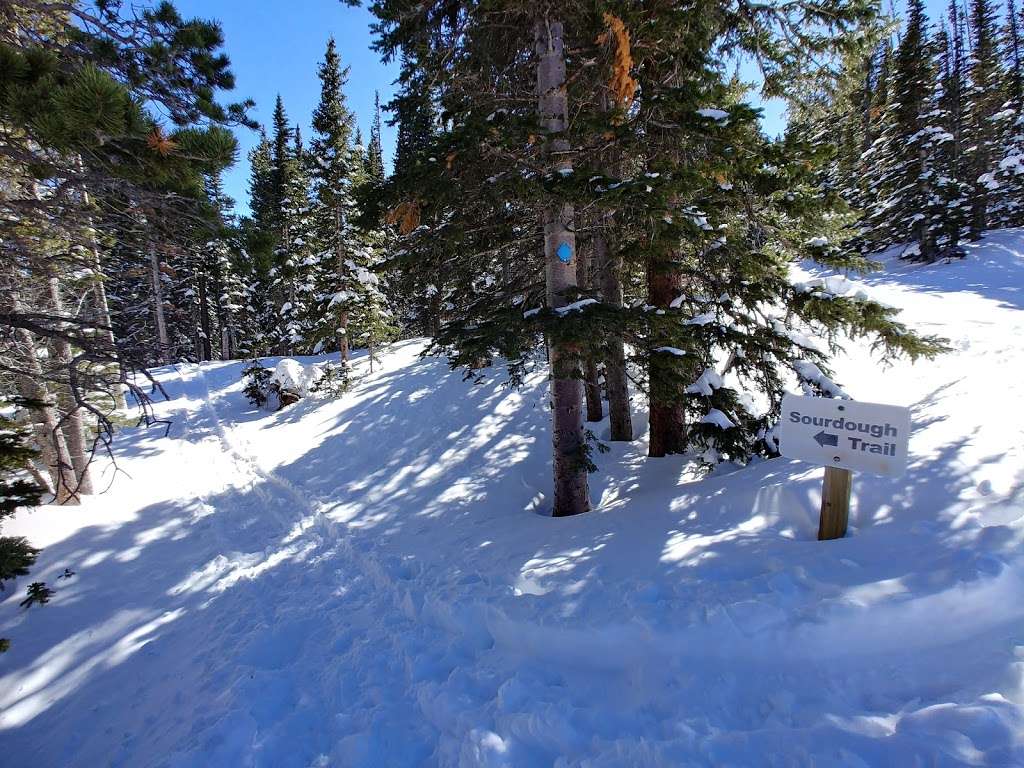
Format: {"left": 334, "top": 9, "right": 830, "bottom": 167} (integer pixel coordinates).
{"left": 173, "top": 0, "right": 399, "bottom": 216}
{"left": 176, "top": 1, "right": 943, "bottom": 218}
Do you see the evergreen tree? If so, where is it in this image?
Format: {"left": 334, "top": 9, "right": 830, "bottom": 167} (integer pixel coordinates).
{"left": 309, "top": 38, "right": 361, "bottom": 361}
{"left": 366, "top": 91, "right": 386, "bottom": 186}
{"left": 371, "top": 1, "right": 944, "bottom": 516}
{"left": 380, "top": 47, "right": 443, "bottom": 336}
{"left": 964, "top": 0, "right": 1004, "bottom": 236}
{"left": 275, "top": 124, "right": 315, "bottom": 353}
{"left": 993, "top": 0, "right": 1024, "bottom": 225}
{"left": 1, "top": 0, "right": 247, "bottom": 490}
{"left": 241, "top": 131, "right": 278, "bottom": 355}
{"left": 0, "top": 409, "right": 43, "bottom": 652}
{"left": 859, "top": 0, "right": 940, "bottom": 260}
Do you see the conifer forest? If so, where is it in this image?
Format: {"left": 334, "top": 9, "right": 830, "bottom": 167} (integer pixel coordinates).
{"left": 3, "top": 1, "right": 1024, "bottom": 766}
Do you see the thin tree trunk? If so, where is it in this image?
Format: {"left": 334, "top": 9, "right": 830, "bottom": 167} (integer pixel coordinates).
{"left": 647, "top": 265, "right": 687, "bottom": 457}
{"left": 14, "top": 325, "right": 78, "bottom": 505}
{"left": 211, "top": 261, "right": 231, "bottom": 360}
{"left": 576, "top": 230, "right": 603, "bottom": 422}
{"left": 594, "top": 215, "right": 632, "bottom": 441}
{"left": 428, "top": 291, "right": 441, "bottom": 338}
{"left": 336, "top": 207, "right": 350, "bottom": 363}
{"left": 92, "top": 252, "right": 127, "bottom": 410}
{"left": 198, "top": 272, "right": 213, "bottom": 361}
{"left": 78, "top": 156, "right": 126, "bottom": 409}
{"left": 594, "top": 88, "right": 632, "bottom": 441}
{"left": 150, "top": 246, "right": 170, "bottom": 364}
{"left": 47, "top": 275, "right": 94, "bottom": 495}
{"left": 537, "top": 17, "right": 589, "bottom": 517}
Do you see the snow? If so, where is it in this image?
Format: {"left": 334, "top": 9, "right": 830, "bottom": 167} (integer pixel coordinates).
{"left": 684, "top": 311, "right": 716, "bottom": 325}
{"left": 269, "top": 359, "right": 319, "bottom": 398}
{"left": 6, "top": 230, "right": 1024, "bottom": 765}
{"left": 697, "top": 108, "right": 729, "bottom": 122}
{"left": 552, "top": 297, "right": 598, "bottom": 316}
{"left": 686, "top": 367, "right": 724, "bottom": 396}
{"left": 652, "top": 346, "right": 686, "bottom": 356}
{"left": 699, "top": 408, "right": 735, "bottom": 430}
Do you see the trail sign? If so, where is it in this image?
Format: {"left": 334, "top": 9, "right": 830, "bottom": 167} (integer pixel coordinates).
{"left": 779, "top": 393, "right": 911, "bottom": 477}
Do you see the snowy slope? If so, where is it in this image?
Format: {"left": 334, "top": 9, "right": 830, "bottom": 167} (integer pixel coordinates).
{"left": 3, "top": 231, "right": 1024, "bottom": 766}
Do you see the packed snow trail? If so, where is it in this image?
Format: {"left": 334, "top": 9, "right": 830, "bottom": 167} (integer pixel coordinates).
{"left": 4, "top": 230, "right": 1024, "bottom": 766}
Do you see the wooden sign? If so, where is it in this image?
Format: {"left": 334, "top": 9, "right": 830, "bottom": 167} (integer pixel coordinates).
{"left": 778, "top": 393, "right": 912, "bottom": 541}
{"left": 778, "top": 393, "right": 911, "bottom": 477}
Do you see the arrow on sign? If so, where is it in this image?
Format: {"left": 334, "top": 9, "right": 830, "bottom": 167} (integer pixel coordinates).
{"left": 814, "top": 430, "right": 839, "bottom": 448}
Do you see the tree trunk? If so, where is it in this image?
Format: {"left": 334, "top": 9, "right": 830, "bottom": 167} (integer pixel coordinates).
{"left": 211, "top": 261, "right": 232, "bottom": 360}
{"left": 338, "top": 309, "right": 350, "bottom": 363}
{"left": 198, "top": 272, "right": 213, "bottom": 361}
{"left": 428, "top": 291, "right": 441, "bottom": 338}
{"left": 14, "top": 324, "right": 78, "bottom": 505}
{"left": 536, "top": 18, "right": 590, "bottom": 517}
{"left": 594, "top": 87, "right": 632, "bottom": 442}
{"left": 47, "top": 276, "right": 94, "bottom": 495}
{"left": 78, "top": 156, "right": 126, "bottom": 409}
{"left": 336, "top": 207, "right": 350, "bottom": 362}
{"left": 594, "top": 216, "right": 632, "bottom": 441}
{"left": 647, "top": 264, "right": 687, "bottom": 457}
{"left": 576, "top": 231, "right": 603, "bottom": 423}
{"left": 92, "top": 255, "right": 127, "bottom": 410}
{"left": 150, "top": 247, "right": 170, "bottom": 364}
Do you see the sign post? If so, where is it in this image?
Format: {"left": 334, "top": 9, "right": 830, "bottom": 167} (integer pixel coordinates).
{"left": 778, "top": 393, "right": 911, "bottom": 541}
{"left": 817, "top": 466, "right": 853, "bottom": 541}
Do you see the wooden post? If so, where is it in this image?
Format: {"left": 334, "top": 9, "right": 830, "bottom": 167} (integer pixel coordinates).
{"left": 818, "top": 466, "right": 852, "bottom": 540}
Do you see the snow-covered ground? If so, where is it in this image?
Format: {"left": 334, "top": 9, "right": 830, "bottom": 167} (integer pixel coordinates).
{"left": 3, "top": 231, "right": 1024, "bottom": 766}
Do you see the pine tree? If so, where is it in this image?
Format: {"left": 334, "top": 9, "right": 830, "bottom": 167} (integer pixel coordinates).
{"left": 1, "top": 0, "right": 247, "bottom": 490}
{"left": 371, "top": 1, "right": 944, "bottom": 516}
{"left": 993, "top": 0, "right": 1024, "bottom": 225}
{"left": 309, "top": 38, "right": 361, "bottom": 361}
{"left": 367, "top": 91, "right": 386, "bottom": 186}
{"left": 964, "top": 0, "right": 1004, "bottom": 236}
{"left": 276, "top": 124, "right": 316, "bottom": 353}
{"left": 930, "top": 16, "right": 973, "bottom": 249}
{"left": 241, "top": 131, "right": 278, "bottom": 354}
{"left": 380, "top": 47, "right": 443, "bottom": 336}
{"left": 859, "top": 0, "right": 939, "bottom": 260}
{"left": 0, "top": 410, "right": 43, "bottom": 652}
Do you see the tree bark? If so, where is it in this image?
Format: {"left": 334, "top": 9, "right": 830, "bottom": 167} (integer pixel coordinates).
{"left": 150, "top": 246, "right": 170, "bottom": 364}
{"left": 647, "top": 264, "right": 687, "bottom": 457}
{"left": 198, "top": 272, "right": 213, "bottom": 361}
{"left": 594, "top": 88, "right": 632, "bottom": 441}
{"left": 77, "top": 156, "right": 126, "bottom": 409}
{"left": 211, "top": 257, "right": 231, "bottom": 360}
{"left": 338, "top": 309, "right": 350, "bottom": 363}
{"left": 336, "top": 207, "right": 350, "bottom": 362}
{"left": 13, "top": 323, "right": 78, "bottom": 505}
{"left": 47, "top": 275, "right": 94, "bottom": 495}
{"left": 537, "top": 18, "right": 590, "bottom": 517}
{"left": 594, "top": 215, "right": 632, "bottom": 441}
{"left": 576, "top": 230, "right": 603, "bottom": 423}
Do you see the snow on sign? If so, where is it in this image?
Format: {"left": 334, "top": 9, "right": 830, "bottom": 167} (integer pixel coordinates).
{"left": 779, "top": 393, "right": 911, "bottom": 477}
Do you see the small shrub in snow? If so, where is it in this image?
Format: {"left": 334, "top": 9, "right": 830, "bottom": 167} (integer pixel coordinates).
{"left": 241, "top": 360, "right": 273, "bottom": 408}
{"left": 309, "top": 362, "right": 350, "bottom": 398}
{"left": 19, "top": 581, "right": 54, "bottom": 608}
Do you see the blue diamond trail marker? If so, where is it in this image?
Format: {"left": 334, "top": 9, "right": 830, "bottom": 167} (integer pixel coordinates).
{"left": 556, "top": 242, "right": 572, "bottom": 263}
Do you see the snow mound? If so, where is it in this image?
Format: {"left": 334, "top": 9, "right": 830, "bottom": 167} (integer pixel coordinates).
{"left": 269, "top": 358, "right": 324, "bottom": 401}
